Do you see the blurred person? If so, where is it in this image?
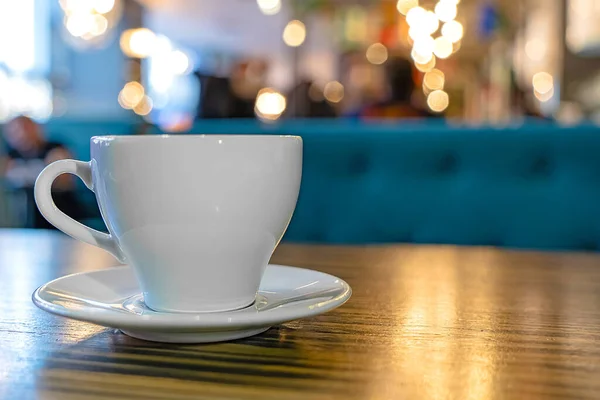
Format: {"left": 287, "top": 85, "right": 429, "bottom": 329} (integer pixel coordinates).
{"left": 357, "top": 57, "right": 434, "bottom": 119}
{"left": 2, "top": 116, "right": 84, "bottom": 229}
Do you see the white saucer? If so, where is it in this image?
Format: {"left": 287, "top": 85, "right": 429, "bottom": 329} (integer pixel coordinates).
{"left": 32, "top": 264, "right": 352, "bottom": 343}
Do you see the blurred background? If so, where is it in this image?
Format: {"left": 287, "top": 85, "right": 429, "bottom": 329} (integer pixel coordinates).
{"left": 1, "top": 0, "right": 600, "bottom": 251}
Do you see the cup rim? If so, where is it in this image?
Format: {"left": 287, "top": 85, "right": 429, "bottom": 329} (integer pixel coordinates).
{"left": 92, "top": 134, "right": 301, "bottom": 142}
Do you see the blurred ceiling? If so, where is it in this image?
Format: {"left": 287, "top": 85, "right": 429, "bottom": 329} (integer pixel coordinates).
{"left": 136, "top": 0, "right": 290, "bottom": 55}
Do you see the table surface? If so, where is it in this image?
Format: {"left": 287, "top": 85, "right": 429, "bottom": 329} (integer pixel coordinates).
{"left": 1, "top": 230, "right": 600, "bottom": 400}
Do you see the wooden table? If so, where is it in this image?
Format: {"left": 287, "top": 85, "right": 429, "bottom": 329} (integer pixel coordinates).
{"left": 1, "top": 230, "right": 600, "bottom": 399}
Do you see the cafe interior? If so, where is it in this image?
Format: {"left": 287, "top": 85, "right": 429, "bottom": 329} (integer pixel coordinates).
{"left": 2, "top": 0, "right": 600, "bottom": 399}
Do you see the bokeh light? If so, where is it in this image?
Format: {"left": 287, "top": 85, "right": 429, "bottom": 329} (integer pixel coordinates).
{"left": 255, "top": 88, "right": 286, "bottom": 120}
{"left": 423, "top": 69, "right": 445, "bottom": 91}
{"left": 133, "top": 95, "right": 153, "bottom": 116}
{"left": 283, "top": 20, "right": 306, "bottom": 47}
{"left": 427, "top": 89, "right": 450, "bottom": 112}
{"left": 406, "top": 7, "right": 427, "bottom": 26}
{"left": 257, "top": 0, "right": 281, "bottom": 15}
{"left": 323, "top": 81, "right": 344, "bottom": 103}
{"left": 89, "top": 14, "right": 108, "bottom": 36}
{"left": 532, "top": 72, "right": 554, "bottom": 94}
{"left": 535, "top": 86, "right": 555, "bottom": 102}
{"left": 435, "top": 1, "right": 457, "bottom": 22}
{"left": 441, "top": 20, "right": 463, "bottom": 43}
{"left": 415, "top": 55, "right": 436, "bottom": 72}
{"left": 120, "top": 28, "right": 156, "bottom": 58}
{"left": 366, "top": 43, "right": 388, "bottom": 65}
{"left": 93, "top": 0, "right": 115, "bottom": 14}
{"left": 413, "top": 36, "right": 435, "bottom": 60}
{"left": 66, "top": 12, "right": 95, "bottom": 37}
{"left": 411, "top": 47, "right": 433, "bottom": 64}
{"left": 424, "top": 11, "right": 440, "bottom": 34}
{"left": 433, "top": 36, "right": 453, "bottom": 59}
{"left": 169, "top": 50, "right": 190, "bottom": 75}
{"left": 118, "top": 81, "right": 144, "bottom": 109}
{"left": 397, "top": 0, "right": 419, "bottom": 15}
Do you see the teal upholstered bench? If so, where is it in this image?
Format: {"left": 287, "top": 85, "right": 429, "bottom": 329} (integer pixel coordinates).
{"left": 42, "top": 119, "right": 600, "bottom": 251}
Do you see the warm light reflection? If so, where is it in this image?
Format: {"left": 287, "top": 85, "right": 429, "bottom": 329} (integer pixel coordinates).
{"left": 397, "top": 0, "right": 419, "bottom": 15}
{"left": 427, "top": 89, "right": 449, "bottom": 112}
{"left": 433, "top": 36, "right": 453, "bottom": 59}
{"left": 323, "top": 81, "right": 344, "bottom": 103}
{"left": 435, "top": 1, "right": 457, "bottom": 22}
{"left": 366, "top": 43, "right": 388, "bottom": 65}
{"left": 283, "top": 20, "right": 306, "bottom": 47}
{"left": 120, "top": 28, "right": 156, "bottom": 58}
{"left": 441, "top": 20, "right": 463, "bottom": 43}
{"left": 257, "top": 0, "right": 281, "bottom": 15}
{"left": 255, "top": 88, "right": 286, "bottom": 120}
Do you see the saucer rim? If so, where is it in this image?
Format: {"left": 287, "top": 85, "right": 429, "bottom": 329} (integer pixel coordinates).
{"left": 32, "top": 264, "right": 352, "bottom": 332}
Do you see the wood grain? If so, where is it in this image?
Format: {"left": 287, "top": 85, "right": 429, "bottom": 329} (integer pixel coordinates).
{"left": 1, "top": 230, "right": 600, "bottom": 399}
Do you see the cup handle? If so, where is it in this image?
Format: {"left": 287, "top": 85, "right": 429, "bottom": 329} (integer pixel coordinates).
{"left": 34, "top": 159, "right": 126, "bottom": 263}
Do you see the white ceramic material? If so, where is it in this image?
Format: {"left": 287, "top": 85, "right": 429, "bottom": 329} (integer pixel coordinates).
{"left": 32, "top": 264, "right": 352, "bottom": 343}
{"left": 34, "top": 135, "right": 303, "bottom": 313}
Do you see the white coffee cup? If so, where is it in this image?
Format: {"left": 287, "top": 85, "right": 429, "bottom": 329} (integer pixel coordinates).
{"left": 34, "top": 135, "right": 302, "bottom": 313}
